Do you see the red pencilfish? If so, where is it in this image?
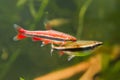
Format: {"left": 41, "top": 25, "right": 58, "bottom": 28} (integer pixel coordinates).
{"left": 13, "top": 24, "right": 76, "bottom": 46}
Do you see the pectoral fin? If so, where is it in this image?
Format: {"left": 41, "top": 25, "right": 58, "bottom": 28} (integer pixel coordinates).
{"left": 68, "top": 55, "right": 75, "bottom": 61}
{"left": 41, "top": 41, "right": 50, "bottom": 47}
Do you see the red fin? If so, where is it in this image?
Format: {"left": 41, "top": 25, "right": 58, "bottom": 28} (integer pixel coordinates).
{"left": 42, "top": 40, "right": 50, "bottom": 45}
{"left": 32, "top": 37, "right": 42, "bottom": 41}
{"left": 14, "top": 24, "right": 25, "bottom": 33}
{"left": 13, "top": 24, "right": 26, "bottom": 41}
{"left": 32, "top": 37, "right": 50, "bottom": 46}
{"left": 13, "top": 33, "right": 26, "bottom": 41}
{"left": 40, "top": 39, "right": 52, "bottom": 47}
{"left": 41, "top": 40, "right": 50, "bottom": 47}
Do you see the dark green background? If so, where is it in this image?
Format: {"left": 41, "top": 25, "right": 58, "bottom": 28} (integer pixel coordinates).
{"left": 0, "top": 0, "right": 120, "bottom": 80}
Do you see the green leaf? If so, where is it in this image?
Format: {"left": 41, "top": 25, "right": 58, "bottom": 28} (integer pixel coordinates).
{"left": 19, "top": 77, "right": 24, "bottom": 80}
{"left": 17, "top": 0, "right": 27, "bottom": 7}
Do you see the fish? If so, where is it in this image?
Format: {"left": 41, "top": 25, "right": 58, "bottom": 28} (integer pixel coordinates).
{"left": 51, "top": 40, "right": 103, "bottom": 61}
{"left": 13, "top": 24, "right": 76, "bottom": 46}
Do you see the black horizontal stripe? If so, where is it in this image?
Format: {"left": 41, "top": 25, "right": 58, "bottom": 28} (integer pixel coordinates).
{"left": 53, "top": 43, "right": 102, "bottom": 52}
{"left": 35, "top": 35, "right": 71, "bottom": 41}
{"left": 25, "top": 34, "right": 70, "bottom": 41}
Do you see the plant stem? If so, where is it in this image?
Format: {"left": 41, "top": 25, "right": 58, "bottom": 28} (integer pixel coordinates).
{"left": 29, "top": 0, "right": 36, "bottom": 18}
{"left": 0, "top": 49, "right": 20, "bottom": 80}
{"left": 76, "top": 0, "right": 92, "bottom": 39}
{"left": 30, "top": 0, "right": 49, "bottom": 30}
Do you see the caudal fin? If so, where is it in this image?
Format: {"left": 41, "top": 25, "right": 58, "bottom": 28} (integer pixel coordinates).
{"left": 13, "top": 24, "right": 26, "bottom": 41}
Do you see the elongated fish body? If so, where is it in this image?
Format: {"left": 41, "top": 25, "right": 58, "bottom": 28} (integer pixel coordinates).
{"left": 13, "top": 24, "right": 76, "bottom": 46}
{"left": 52, "top": 40, "right": 103, "bottom": 61}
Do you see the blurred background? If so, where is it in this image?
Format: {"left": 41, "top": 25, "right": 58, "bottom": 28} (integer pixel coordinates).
{"left": 0, "top": 0, "right": 120, "bottom": 80}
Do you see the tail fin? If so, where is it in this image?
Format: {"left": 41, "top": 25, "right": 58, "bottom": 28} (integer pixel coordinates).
{"left": 13, "top": 24, "right": 26, "bottom": 41}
